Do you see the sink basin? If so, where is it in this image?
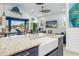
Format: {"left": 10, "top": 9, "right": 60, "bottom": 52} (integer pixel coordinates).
{"left": 36, "top": 37, "right": 58, "bottom": 56}
{"left": 36, "top": 37, "right": 57, "bottom": 43}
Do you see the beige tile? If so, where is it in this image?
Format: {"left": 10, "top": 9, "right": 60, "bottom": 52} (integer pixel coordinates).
{"left": 63, "top": 46, "right": 79, "bottom": 56}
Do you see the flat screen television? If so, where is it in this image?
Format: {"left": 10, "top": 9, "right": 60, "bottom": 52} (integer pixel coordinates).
{"left": 46, "top": 20, "right": 57, "bottom": 28}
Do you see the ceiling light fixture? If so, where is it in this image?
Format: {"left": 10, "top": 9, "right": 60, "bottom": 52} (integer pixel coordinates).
{"left": 40, "top": 5, "right": 51, "bottom": 14}
{"left": 36, "top": 3, "right": 51, "bottom": 14}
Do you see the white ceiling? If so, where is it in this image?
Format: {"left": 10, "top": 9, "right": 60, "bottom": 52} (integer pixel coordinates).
{"left": 4, "top": 3, "right": 66, "bottom": 16}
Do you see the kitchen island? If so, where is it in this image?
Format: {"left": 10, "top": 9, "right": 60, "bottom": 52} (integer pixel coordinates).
{"left": 0, "top": 33, "right": 63, "bottom": 56}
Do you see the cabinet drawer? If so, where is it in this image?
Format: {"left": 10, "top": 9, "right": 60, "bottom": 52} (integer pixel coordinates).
{"left": 12, "top": 46, "right": 38, "bottom": 56}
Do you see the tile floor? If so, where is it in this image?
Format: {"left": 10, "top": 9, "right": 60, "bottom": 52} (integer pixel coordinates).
{"left": 63, "top": 45, "right": 79, "bottom": 56}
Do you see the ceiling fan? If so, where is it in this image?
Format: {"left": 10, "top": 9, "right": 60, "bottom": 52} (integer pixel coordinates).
{"left": 36, "top": 3, "right": 51, "bottom": 14}
{"left": 40, "top": 6, "right": 51, "bottom": 13}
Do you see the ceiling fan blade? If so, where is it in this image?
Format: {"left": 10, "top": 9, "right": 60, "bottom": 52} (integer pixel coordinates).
{"left": 36, "top": 3, "right": 44, "bottom": 5}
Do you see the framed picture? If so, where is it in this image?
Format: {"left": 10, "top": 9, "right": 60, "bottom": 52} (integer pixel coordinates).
{"left": 46, "top": 20, "right": 57, "bottom": 28}
{"left": 69, "top": 3, "right": 79, "bottom": 27}
{"left": 0, "top": 17, "right": 2, "bottom": 25}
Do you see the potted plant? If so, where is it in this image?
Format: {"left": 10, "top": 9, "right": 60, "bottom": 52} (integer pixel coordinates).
{"left": 31, "top": 23, "right": 37, "bottom": 33}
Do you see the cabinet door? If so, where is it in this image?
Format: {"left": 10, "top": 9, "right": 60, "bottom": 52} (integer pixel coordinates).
{"left": 58, "top": 45, "right": 63, "bottom": 56}
{"left": 23, "top": 46, "right": 38, "bottom": 56}
{"left": 58, "top": 37, "right": 63, "bottom": 56}
{"left": 12, "top": 46, "right": 38, "bottom": 56}
{"left": 47, "top": 49, "right": 58, "bottom": 56}
{"left": 58, "top": 37, "right": 63, "bottom": 45}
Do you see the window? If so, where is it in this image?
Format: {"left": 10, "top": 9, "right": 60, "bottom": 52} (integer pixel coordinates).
{"left": 6, "top": 17, "right": 29, "bottom": 32}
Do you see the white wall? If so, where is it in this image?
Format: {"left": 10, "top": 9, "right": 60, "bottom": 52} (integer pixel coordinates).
{"left": 0, "top": 4, "right": 31, "bottom": 18}
{"left": 41, "top": 13, "right": 66, "bottom": 34}
{"left": 0, "top": 4, "right": 31, "bottom": 32}
{"left": 66, "top": 4, "right": 79, "bottom": 54}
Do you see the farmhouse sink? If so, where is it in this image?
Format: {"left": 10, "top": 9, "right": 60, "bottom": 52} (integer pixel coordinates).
{"left": 36, "top": 37, "right": 58, "bottom": 56}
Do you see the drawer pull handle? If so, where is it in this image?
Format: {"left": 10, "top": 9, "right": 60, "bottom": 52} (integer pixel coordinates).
{"left": 24, "top": 52, "right": 30, "bottom": 56}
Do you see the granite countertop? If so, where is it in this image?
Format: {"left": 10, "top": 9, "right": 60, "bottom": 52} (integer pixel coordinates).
{"left": 0, "top": 34, "right": 63, "bottom": 56}
{"left": 0, "top": 35, "right": 40, "bottom": 56}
